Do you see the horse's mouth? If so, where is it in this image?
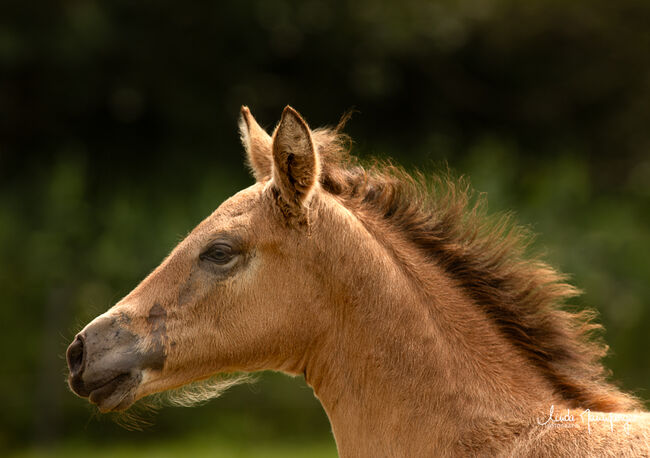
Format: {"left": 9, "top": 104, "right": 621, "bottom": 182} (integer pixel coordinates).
{"left": 70, "top": 372, "right": 141, "bottom": 412}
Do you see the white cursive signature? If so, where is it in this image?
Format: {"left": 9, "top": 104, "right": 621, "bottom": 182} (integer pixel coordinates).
{"left": 537, "top": 405, "right": 576, "bottom": 427}
{"left": 580, "top": 409, "right": 633, "bottom": 434}
{"left": 537, "top": 405, "right": 633, "bottom": 434}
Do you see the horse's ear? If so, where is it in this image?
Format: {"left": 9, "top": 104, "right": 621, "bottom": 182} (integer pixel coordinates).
{"left": 271, "top": 106, "right": 320, "bottom": 213}
{"left": 239, "top": 106, "right": 272, "bottom": 181}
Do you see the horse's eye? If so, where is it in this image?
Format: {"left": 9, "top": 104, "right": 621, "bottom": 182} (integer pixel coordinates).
{"left": 201, "top": 244, "right": 234, "bottom": 265}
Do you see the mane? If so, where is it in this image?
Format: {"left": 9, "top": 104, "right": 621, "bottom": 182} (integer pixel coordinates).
{"left": 311, "top": 127, "right": 640, "bottom": 413}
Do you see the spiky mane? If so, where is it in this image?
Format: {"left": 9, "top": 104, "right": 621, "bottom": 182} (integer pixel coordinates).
{"left": 311, "top": 127, "right": 639, "bottom": 413}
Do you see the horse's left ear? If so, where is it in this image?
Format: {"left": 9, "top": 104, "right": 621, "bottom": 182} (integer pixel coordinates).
{"left": 271, "top": 106, "right": 320, "bottom": 214}
{"left": 239, "top": 106, "right": 272, "bottom": 181}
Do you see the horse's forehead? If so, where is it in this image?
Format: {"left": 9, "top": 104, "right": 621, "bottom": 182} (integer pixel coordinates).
{"left": 195, "top": 183, "right": 266, "bottom": 234}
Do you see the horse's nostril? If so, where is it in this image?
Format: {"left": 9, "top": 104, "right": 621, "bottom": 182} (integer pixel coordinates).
{"left": 67, "top": 335, "right": 85, "bottom": 377}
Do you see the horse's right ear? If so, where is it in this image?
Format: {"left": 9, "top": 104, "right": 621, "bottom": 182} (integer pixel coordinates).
{"left": 239, "top": 106, "right": 272, "bottom": 181}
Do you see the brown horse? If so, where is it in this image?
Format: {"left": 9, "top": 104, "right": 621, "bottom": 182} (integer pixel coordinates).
{"left": 67, "top": 106, "right": 649, "bottom": 456}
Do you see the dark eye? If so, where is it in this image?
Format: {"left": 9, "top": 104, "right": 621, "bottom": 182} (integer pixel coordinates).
{"left": 200, "top": 243, "right": 235, "bottom": 265}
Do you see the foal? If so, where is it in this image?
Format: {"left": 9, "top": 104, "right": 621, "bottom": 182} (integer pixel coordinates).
{"left": 67, "top": 106, "right": 649, "bottom": 456}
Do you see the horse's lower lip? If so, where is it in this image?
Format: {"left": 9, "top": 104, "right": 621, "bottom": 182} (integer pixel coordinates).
{"left": 87, "top": 373, "right": 136, "bottom": 412}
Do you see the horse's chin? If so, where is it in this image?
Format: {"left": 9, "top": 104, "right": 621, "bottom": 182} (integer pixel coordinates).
{"left": 85, "top": 372, "right": 141, "bottom": 413}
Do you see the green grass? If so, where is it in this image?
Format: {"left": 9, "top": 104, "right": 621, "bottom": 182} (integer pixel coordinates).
{"left": 10, "top": 436, "right": 338, "bottom": 458}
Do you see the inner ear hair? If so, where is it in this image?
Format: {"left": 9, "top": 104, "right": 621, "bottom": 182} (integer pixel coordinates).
{"left": 271, "top": 106, "right": 320, "bottom": 220}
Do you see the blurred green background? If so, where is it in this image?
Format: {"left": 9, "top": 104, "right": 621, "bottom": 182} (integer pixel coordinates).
{"left": 1, "top": 0, "right": 649, "bottom": 456}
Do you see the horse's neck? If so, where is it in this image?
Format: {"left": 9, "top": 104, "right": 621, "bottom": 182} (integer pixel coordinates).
{"left": 304, "top": 245, "right": 558, "bottom": 456}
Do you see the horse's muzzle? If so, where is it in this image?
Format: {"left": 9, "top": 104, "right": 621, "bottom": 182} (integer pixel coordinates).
{"left": 66, "top": 314, "right": 164, "bottom": 412}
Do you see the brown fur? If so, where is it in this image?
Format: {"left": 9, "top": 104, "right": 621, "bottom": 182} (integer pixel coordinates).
{"left": 68, "top": 106, "right": 649, "bottom": 457}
